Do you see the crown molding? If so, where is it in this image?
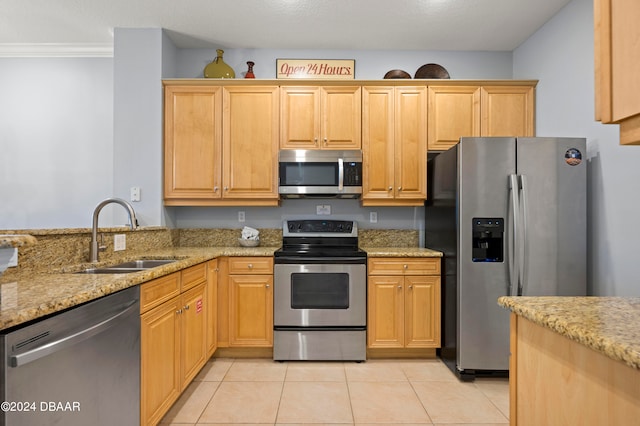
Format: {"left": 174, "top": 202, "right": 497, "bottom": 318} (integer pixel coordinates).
{"left": 0, "top": 43, "right": 113, "bottom": 58}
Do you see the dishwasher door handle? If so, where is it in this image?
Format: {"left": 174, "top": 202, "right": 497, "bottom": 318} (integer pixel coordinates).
{"left": 10, "top": 299, "right": 137, "bottom": 368}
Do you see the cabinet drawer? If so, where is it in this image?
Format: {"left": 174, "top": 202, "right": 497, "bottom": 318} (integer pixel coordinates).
{"left": 140, "top": 272, "right": 181, "bottom": 313}
{"left": 368, "top": 257, "right": 441, "bottom": 276}
{"left": 181, "top": 262, "right": 207, "bottom": 291}
{"left": 228, "top": 257, "right": 273, "bottom": 274}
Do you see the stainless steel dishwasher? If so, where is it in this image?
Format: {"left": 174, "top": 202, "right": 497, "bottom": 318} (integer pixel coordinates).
{"left": 1, "top": 286, "right": 140, "bottom": 426}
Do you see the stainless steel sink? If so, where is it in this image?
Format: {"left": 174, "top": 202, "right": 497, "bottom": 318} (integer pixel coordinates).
{"left": 108, "top": 259, "right": 178, "bottom": 269}
{"left": 76, "top": 259, "right": 178, "bottom": 274}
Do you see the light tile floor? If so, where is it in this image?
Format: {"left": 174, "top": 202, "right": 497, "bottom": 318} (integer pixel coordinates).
{"left": 159, "top": 358, "right": 509, "bottom": 425}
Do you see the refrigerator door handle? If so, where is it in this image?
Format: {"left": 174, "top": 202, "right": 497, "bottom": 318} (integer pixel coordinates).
{"left": 518, "top": 175, "right": 529, "bottom": 296}
{"left": 508, "top": 174, "right": 520, "bottom": 296}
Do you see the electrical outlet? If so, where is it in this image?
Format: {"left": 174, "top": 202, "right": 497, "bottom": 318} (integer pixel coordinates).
{"left": 370, "top": 212, "right": 378, "bottom": 223}
{"left": 316, "top": 205, "right": 331, "bottom": 215}
{"left": 238, "top": 211, "right": 245, "bottom": 222}
{"left": 8, "top": 248, "right": 18, "bottom": 267}
{"left": 114, "top": 234, "right": 126, "bottom": 251}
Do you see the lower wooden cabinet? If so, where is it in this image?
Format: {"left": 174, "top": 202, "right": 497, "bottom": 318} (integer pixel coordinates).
{"left": 367, "top": 257, "right": 441, "bottom": 349}
{"left": 140, "top": 263, "right": 210, "bottom": 426}
{"left": 227, "top": 257, "right": 273, "bottom": 347}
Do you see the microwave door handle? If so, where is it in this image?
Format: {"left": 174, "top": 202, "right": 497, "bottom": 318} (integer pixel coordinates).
{"left": 338, "top": 158, "right": 344, "bottom": 191}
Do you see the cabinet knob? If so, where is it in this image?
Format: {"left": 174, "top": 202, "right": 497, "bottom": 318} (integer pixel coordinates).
{"left": 398, "top": 285, "right": 402, "bottom": 289}
{"left": 408, "top": 285, "right": 413, "bottom": 289}
{"left": 266, "top": 284, "right": 270, "bottom": 288}
{"left": 403, "top": 264, "right": 408, "bottom": 269}
{"left": 398, "top": 187, "right": 402, "bottom": 191}
{"left": 388, "top": 186, "right": 393, "bottom": 191}
{"left": 314, "top": 138, "right": 318, "bottom": 146}
{"left": 324, "top": 138, "right": 328, "bottom": 145}
{"left": 248, "top": 264, "right": 253, "bottom": 269}
{"left": 176, "top": 309, "right": 182, "bottom": 315}
{"left": 214, "top": 186, "right": 219, "bottom": 192}
{"left": 224, "top": 186, "right": 229, "bottom": 191}
{"left": 184, "top": 304, "right": 190, "bottom": 310}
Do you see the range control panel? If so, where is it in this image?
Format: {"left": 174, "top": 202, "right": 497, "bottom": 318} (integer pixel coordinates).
{"left": 284, "top": 220, "right": 357, "bottom": 237}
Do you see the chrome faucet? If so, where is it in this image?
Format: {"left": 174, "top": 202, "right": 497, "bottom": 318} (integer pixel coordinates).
{"left": 89, "top": 198, "right": 139, "bottom": 262}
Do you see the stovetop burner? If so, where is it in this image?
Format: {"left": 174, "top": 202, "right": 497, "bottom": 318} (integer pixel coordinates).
{"left": 275, "top": 219, "right": 366, "bottom": 259}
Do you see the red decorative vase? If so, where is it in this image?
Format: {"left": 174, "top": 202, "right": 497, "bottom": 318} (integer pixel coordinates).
{"left": 245, "top": 61, "right": 255, "bottom": 79}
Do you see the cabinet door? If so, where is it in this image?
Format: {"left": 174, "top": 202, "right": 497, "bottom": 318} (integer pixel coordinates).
{"left": 141, "top": 297, "right": 181, "bottom": 426}
{"left": 180, "top": 283, "right": 207, "bottom": 389}
{"left": 367, "top": 275, "right": 404, "bottom": 348}
{"left": 223, "top": 86, "right": 279, "bottom": 200}
{"left": 280, "top": 86, "right": 321, "bottom": 149}
{"left": 321, "top": 86, "right": 362, "bottom": 149}
{"left": 427, "top": 85, "right": 480, "bottom": 151}
{"left": 362, "top": 87, "right": 395, "bottom": 202}
{"left": 405, "top": 276, "right": 441, "bottom": 348}
{"left": 229, "top": 274, "right": 273, "bottom": 347}
{"left": 164, "top": 86, "right": 222, "bottom": 202}
{"left": 394, "top": 87, "right": 427, "bottom": 202}
{"left": 481, "top": 86, "right": 534, "bottom": 137}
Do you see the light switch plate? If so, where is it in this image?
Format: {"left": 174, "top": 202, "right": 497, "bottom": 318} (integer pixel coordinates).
{"left": 130, "top": 186, "right": 141, "bottom": 202}
{"left": 114, "top": 234, "right": 126, "bottom": 251}
{"left": 370, "top": 212, "right": 378, "bottom": 223}
{"left": 316, "top": 205, "right": 331, "bottom": 215}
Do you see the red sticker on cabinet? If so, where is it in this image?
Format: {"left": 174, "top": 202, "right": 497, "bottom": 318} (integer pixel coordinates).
{"left": 196, "top": 299, "right": 203, "bottom": 313}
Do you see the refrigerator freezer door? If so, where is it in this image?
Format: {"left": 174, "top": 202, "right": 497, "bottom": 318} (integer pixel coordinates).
{"left": 516, "top": 138, "right": 587, "bottom": 296}
{"left": 457, "top": 137, "right": 515, "bottom": 372}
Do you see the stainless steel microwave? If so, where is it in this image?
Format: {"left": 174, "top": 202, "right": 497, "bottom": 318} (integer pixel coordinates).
{"left": 278, "top": 150, "right": 363, "bottom": 198}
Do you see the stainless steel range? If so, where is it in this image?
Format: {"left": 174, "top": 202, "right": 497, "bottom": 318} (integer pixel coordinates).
{"left": 273, "top": 219, "right": 367, "bottom": 361}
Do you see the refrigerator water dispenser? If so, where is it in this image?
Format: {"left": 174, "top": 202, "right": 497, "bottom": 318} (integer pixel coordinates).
{"left": 472, "top": 218, "right": 504, "bottom": 262}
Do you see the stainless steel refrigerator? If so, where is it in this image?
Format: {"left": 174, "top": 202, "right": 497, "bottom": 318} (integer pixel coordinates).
{"left": 425, "top": 137, "right": 587, "bottom": 381}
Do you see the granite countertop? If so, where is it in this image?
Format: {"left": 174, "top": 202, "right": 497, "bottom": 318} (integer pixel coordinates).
{"left": 498, "top": 296, "right": 640, "bottom": 370}
{"left": 361, "top": 247, "right": 443, "bottom": 257}
{"left": 0, "top": 246, "right": 278, "bottom": 331}
{"left": 0, "top": 234, "right": 37, "bottom": 248}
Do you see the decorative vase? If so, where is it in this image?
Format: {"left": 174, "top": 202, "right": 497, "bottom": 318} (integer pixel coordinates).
{"left": 245, "top": 61, "right": 255, "bottom": 79}
{"left": 204, "top": 49, "right": 235, "bottom": 78}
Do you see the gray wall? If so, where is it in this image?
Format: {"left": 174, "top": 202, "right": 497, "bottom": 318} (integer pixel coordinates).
{"left": 0, "top": 58, "right": 114, "bottom": 228}
{"left": 513, "top": 0, "right": 640, "bottom": 296}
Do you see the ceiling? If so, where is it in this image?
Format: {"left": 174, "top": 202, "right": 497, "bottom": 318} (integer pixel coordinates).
{"left": 0, "top": 0, "right": 572, "bottom": 55}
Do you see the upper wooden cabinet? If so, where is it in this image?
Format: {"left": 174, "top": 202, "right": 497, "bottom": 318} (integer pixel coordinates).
{"left": 595, "top": 0, "right": 640, "bottom": 145}
{"left": 428, "top": 85, "right": 481, "bottom": 151}
{"left": 480, "top": 85, "right": 535, "bottom": 137}
{"left": 222, "top": 86, "right": 280, "bottom": 201}
{"left": 280, "top": 85, "right": 362, "bottom": 149}
{"left": 362, "top": 86, "right": 427, "bottom": 206}
{"left": 163, "top": 83, "right": 279, "bottom": 206}
{"left": 164, "top": 85, "right": 222, "bottom": 201}
{"left": 427, "top": 83, "right": 535, "bottom": 151}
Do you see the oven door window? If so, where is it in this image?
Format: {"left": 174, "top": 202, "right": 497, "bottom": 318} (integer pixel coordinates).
{"left": 290, "top": 273, "right": 349, "bottom": 309}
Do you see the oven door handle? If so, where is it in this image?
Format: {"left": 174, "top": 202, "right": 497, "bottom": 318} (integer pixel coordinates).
{"left": 274, "top": 326, "right": 367, "bottom": 331}
{"left": 274, "top": 256, "right": 367, "bottom": 264}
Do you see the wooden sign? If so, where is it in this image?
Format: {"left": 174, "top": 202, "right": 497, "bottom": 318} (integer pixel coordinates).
{"left": 276, "top": 59, "right": 355, "bottom": 79}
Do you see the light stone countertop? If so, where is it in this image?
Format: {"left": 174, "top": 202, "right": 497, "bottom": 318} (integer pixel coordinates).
{"left": 0, "top": 244, "right": 443, "bottom": 332}
{"left": 0, "top": 246, "right": 278, "bottom": 331}
{"left": 0, "top": 234, "right": 37, "bottom": 249}
{"left": 361, "top": 247, "right": 443, "bottom": 257}
{"left": 498, "top": 296, "right": 640, "bottom": 370}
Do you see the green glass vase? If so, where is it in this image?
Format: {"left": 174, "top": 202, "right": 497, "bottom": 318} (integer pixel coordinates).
{"left": 204, "top": 49, "right": 235, "bottom": 78}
